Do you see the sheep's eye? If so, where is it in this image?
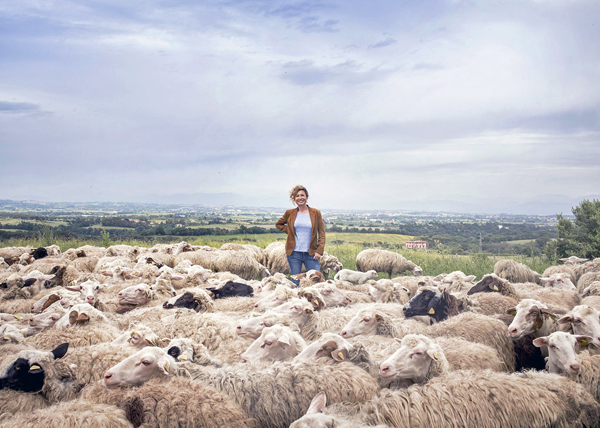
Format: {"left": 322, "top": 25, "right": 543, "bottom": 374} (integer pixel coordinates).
{"left": 264, "top": 322, "right": 273, "bottom": 327}
{"left": 362, "top": 317, "right": 371, "bottom": 322}
{"left": 574, "top": 319, "right": 582, "bottom": 324}
{"left": 141, "top": 360, "right": 151, "bottom": 366}
{"left": 264, "top": 340, "right": 273, "bottom": 346}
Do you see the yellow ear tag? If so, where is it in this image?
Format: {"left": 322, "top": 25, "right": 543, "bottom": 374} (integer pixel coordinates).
{"left": 492, "top": 285, "right": 499, "bottom": 291}
{"left": 2, "top": 336, "right": 9, "bottom": 340}
{"left": 29, "top": 364, "right": 41, "bottom": 371}
{"left": 314, "top": 300, "right": 319, "bottom": 306}
{"left": 291, "top": 275, "right": 299, "bottom": 280}
{"left": 338, "top": 352, "right": 345, "bottom": 361}
{"left": 432, "top": 352, "right": 439, "bottom": 360}
{"left": 72, "top": 280, "right": 77, "bottom": 285}
{"left": 428, "top": 308, "right": 435, "bottom": 315}
{"left": 164, "top": 362, "right": 170, "bottom": 373}
{"left": 13, "top": 315, "right": 21, "bottom": 320}
{"left": 178, "top": 354, "right": 188, "bottom": 361}
{"left": 581, "top": 339, "right": 589, "bottom": 347}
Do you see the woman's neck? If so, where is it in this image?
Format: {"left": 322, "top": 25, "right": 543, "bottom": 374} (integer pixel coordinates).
{"left": 297, "top": 205, "right": 309, "bottom": 213}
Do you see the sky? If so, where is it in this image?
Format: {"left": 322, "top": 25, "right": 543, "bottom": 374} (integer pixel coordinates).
{"left": 1, "top": 0, "right": 599, "bottom": 213}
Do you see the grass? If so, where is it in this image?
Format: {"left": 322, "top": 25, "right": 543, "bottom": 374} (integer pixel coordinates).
{"left": 0, "top": 233, "right": 553, "bottom": 280}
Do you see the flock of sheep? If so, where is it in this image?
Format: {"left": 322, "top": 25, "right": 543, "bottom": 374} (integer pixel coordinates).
{"left": 1, "top": 241, "right": 600, "bottom": 427}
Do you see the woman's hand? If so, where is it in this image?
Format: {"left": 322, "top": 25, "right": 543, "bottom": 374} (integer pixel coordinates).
{"left": 313, "top": 252, "right": 322, "bottom": 260}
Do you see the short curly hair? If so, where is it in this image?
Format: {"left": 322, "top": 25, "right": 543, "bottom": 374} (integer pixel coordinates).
{"left": 289, "top": 185, "right": 309, "bottom": 203}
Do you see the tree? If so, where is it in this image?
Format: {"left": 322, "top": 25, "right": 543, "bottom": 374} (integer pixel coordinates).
{"left": 554, "top": 199, "right": 600, "bottom": 259}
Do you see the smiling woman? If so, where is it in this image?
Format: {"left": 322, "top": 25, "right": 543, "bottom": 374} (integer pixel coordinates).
{"left": 276, "top": 185, "right": 326, "bottom": 287}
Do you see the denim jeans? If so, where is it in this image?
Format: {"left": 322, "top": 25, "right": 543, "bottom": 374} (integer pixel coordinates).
{"left": 287, "top": 251, "right": 321, "bottom": 286}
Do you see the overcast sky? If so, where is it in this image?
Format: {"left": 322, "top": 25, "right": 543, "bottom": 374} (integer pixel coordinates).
{"left": 1, "top": 0, "right": 599, "bottom": 213}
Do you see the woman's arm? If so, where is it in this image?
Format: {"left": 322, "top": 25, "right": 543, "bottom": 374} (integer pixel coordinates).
{"left": 315, "top": 210, "right": 326, "bottom": 256}
{"left": 276, "top": 211, "right": 290, "bottom": 234}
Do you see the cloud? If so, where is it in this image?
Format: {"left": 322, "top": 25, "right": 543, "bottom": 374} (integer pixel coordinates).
{"left": 368, "top": 37, "right": 396, "bottom": 49}
{"left": 0, "top": 101, "right": 40, "bottom": 113}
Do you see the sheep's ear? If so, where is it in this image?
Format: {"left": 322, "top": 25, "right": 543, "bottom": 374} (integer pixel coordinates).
{"left": 158, "top": 356, "right": 172, "bottom": 375}
{"left": 51, "top": 343, "right": 69, "bottom": 359}
{"left": 375, "top": 314, "right": 383, "bottom": 322}
{"left": 506, "top": 308, "right": 517, "bottom": 317}
{"left": 426, "top": 348, "right": 440, "bottom": 361}
{"left": 465, "top": 275, "right": 477, "bottom": 282}
{"left": 558, "top": 314, "right": 573, "bottom": 324}
{"left": 278, "top": 335, "right": 292, "bottom": 348}
{"left": 575, "top": 335, "right": 593, "bottom": 348}
{"left": 540, "top": 308, "right": 557, "bottom": 320}
{"left": 306, "top": 392, "right": 327, "bottom": 415}
{"left": 532, "top": 337, "right": 548, "bottom": 348}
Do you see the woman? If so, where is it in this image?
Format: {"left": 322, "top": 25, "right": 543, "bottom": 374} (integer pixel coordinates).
{"left": 276, "top": 185, "right": 326, "bottom": 287}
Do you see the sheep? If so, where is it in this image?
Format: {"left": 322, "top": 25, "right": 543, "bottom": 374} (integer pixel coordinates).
{"left": 80, "top": 376, "right": 256, "bottom": 428}
{"left": 543, "top": 264, "right": 577, "bottom": 284}
{"left": 493, "top": 259, "right": 541, "bottom": 284}
{"left": 290, "top": 391, "right": 385, "bottom": 428}
{"left": 190, "top": 360, "right": 380, "bottom": 428}
{"left": 292, "top": 370, "right": 600, "bottom": 428}
{"left": 467, "top": 273, "right": 581, "bottom": 310}
{"left": 312, "top": 281, "right": 353, "bottom": 307}
{"left": 0, "top": 324, "right": 25, "bottom": 344}
{"left": 240, "top": 324, "right": 306, "bottom": 362}
{"left": 378, "top": 334, "right": 508, "bottom": 387}
{"left": 356, "top": 248, "right": 422, "bottom": 278}
{"left": 253, "top": 284, "right": 298, "bottom": 312}
{"left": 297, "top": 286, "right": 327, "bottom": 311}
{"left": 540, "top": 272, "right": 577, "bottom": 291}
{"left": 368, "top": 279, "right": 410, "bottom": 304}
{"left": 163, "top": 338, "right": 222, "bottom": 366}
{"left": 111, "top": 324, "right": 160, "bottom": 350}
{"left": 402, "top": 285, "right": 473, "bottom": 322}
{"left": 0, "top": 343, "right": 81, "bottom": 415}
{"left": 293, "top": 333, "right": 378, "bottom": 376}
{"left": 506, "top": 299, "right": 566, "bottom": 344}
{"left": 236, "top": 311, "right": 298, "bottom": 339}
{"left": 533, "top": 331, "right": 600, "bottom": 402}
{"left": 103, "top": 346, "right": 188, "bottom": 387}
{"left": 220, "top": 242, "right": 267, "bottom": 265}
{"left": 212, "top": 250, "right": 271, "bottom": 280}
{"left": 334, "top": 268, "right": 378, "bottom": 284}
{"left": 577, "top": 271, "right": 600, "bottom": 294}
{"left": 340, "top": 308, "right": 423, "bottom": 339}
{"left": 0, "top": 399, "right": 134, "bottom": 428}
{"left": 261, "top": 271, "right": 295, "bottom": 291}
{"left": 558, "top": 305, "right": 600, "bottom": 348}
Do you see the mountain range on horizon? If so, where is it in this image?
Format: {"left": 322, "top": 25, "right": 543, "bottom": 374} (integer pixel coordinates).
{"left": 3, "top": 193, "right": 598, "bottom": 216}
{"left": 124, "top": 192, "right": 599, "bottom": 216}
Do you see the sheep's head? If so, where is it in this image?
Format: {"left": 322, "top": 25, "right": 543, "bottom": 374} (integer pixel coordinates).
{"left": 0, "top": 343, "right": 77, "bottom": 399}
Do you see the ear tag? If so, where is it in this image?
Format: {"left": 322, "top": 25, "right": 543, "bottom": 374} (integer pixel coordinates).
{"left": 428, "top": 308, "right": 435, "bottom": 315}
{"left": 291, "top": 275, "right": 299, "bottom": 280}
{"left": 432, "top": 352, "right": 439, "bottom": 360}
{"left": 29, "top": 364, "right": 41, "bottom": 371}
{"left": 178, "top": 354, "right": 188, "bottom": 361}
{"left": 3, "top": 336, "right": 9, "bottom": 340}
{"left": 71, "top": 280, "right": 77, "bottom": 285}
{"left": 194, "top": 299, "right": 200, "bottom": 304}
{"left": 13, "top": 315, "right": 21, "bottom": 320}
{"left": 581, "top": 339, "right": 589, "bottom": 347}
{"left": 337, "top": 352, "right": 345, "bottom": 361}
{"left": 314, "top": 300, "right": 319, "bottom": 306}
{"left": 164, "top": 362, "right": 170, "bottom": 373}
{"left": 492, "top": 285, "right": 499, "bottom": 291}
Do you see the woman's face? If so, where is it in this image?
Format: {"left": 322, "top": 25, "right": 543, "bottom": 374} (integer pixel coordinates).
{"left": 294, "top": 190, "right": 308, "bottom": 206}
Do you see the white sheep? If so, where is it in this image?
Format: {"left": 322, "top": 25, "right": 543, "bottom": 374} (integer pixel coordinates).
{"left": 356, "top": 249, "right": 422, "bottom": 278}
{"left": 241, "top": 324, "right": 306, "bottom": 362}
{"left": 533, "top": 331, "right": 600, "bottom": 402}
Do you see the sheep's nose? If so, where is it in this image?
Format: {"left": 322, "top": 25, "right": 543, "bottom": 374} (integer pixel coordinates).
{"left": 570, "top": 364, "right": 580, "bottom": 373}
{"left": 104, "top": 372, "right": 113, "bottom": 380}
{"left": 508, "top": 327, "right": 518, "bottom": 336}
{"left": 380, "top": 366, "right": 390, "bottom": 375}
{"left": 87, "top": 296, "right": 94, "bottom": 303}
{"left": 236, "top": 325, "right": 242, "bottom": 331}
{"left": 341, "top": 330, "right": 348, "bottom": 338}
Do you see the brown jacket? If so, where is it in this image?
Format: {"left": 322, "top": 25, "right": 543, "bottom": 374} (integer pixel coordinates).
{"left": 276, "top": 206, "right": 326, "bottom": 256}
